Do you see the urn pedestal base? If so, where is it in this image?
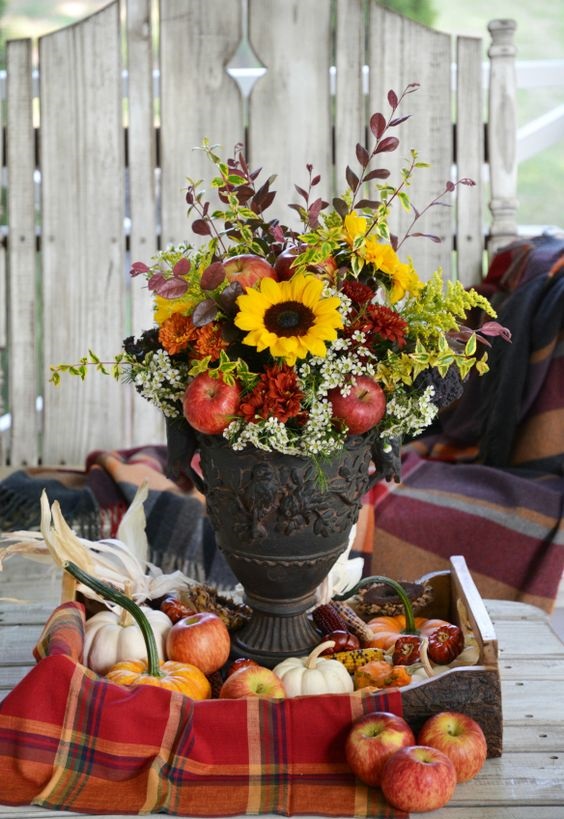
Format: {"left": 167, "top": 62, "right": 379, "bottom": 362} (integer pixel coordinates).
{"left": 229, "top": 590, "right": 321, "bottom": 667}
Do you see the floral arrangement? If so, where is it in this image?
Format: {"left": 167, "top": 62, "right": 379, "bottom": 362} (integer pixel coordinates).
{"left": 51, "top": 85, "right": 507, "bottom": 462}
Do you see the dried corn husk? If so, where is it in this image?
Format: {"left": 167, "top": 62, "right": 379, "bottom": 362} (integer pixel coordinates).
{"left": 0, "top": 486, "right": 197, "bottom": 609}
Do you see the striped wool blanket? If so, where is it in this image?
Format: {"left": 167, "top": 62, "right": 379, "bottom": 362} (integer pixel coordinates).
{"left": 0, "top": 602, "right": 404, "bottom": 817}
{"left": 364, "top": 235, "right": 564, "bottom": 613}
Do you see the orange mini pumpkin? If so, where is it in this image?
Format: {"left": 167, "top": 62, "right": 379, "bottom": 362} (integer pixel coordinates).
{"left": 354, "top": 659, "right": 412, "bottom": 690}
{"left": 63, "top": 561, "right": 213, "bottom": 700}
{"left": 106, "top": 658, "right": 211, "bottom": 699}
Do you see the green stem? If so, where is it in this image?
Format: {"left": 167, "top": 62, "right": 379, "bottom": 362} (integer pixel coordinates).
{"left": 333, "top": 575, "right": 418, "bottom": 634}
{"left": 63, "top": 561, "right": 163, "bottom": 678}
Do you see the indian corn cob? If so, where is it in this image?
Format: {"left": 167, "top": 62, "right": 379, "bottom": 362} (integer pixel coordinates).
{"left": 331, "top": 647, "right": 385, "bottom": 672}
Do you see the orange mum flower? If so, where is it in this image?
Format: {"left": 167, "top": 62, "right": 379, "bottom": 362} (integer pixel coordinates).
{"left": 159, "top": 312, "right": 196, "bottom": 355}
{"left": 240, "top": 364, "right": 306, "bottom": 424}
{"left": 366, "top": 304, "right": 408, "bottom": 347}
{"left": 193, "top": 323, "right": 229, "bottom": 360}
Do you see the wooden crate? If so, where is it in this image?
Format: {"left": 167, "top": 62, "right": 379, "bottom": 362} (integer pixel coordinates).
{"left": 62, "top": 554, "right": 502, "bottom": 757}
{"left": 401, "top": 556, "right": 502, "bottom": 757}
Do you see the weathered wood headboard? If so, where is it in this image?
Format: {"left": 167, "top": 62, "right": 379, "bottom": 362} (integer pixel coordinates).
{"left": 0, "top": 0, "right": 518, "bottom": 468}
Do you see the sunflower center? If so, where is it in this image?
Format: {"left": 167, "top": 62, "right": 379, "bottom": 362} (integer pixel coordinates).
{"left": 264, "top": 301, "right": 315, "bottom": 337}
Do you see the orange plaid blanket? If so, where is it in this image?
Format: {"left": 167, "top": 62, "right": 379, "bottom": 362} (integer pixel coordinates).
{"left": 0, "top": 602, "right": 405, "bottom": 817}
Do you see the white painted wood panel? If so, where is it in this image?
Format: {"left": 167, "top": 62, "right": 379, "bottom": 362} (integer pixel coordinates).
{"left": 334, "top": 0, "right": 366, "bottom": 198}
{"left": 456, "top": 36, "right": 485, "bottom": 287}
{"left": 367, "top": 3, "right": 453, "bottom": 282}
{"left": 0, "top": 77, "right": 5, "bottom": 356}
{"left": 6, "top": 39, "right": 38, "bottom": 465}
{"left": 39, "top": 2, "right": 127, "bottom": 465}
{"left": 487, "top": 19, "right": 519, "bottom": 254}
{"left": 125, "top": 0, "right": 164, "bottom": 446}
{"left": 248, "top": 0, "right": 332, "bottom": 228}
{"left": 159, "top": 0, "right": 244, "bottom": 248}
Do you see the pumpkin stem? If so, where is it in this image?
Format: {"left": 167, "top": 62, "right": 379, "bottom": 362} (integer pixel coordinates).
{"left": 306, "top": 640, "right": 336, "bottom": 669}
{"left": 333, "top": 575, "right": 418, "bottom": 634}
{"left": 63, "top": 561, "right": 163, "bottom": 678}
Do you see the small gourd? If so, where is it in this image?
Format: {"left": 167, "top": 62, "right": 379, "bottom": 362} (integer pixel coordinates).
{"left": 84, "top": 601, "right": 172, "bottom": 676}
{"left": 273, "top": 641, "right": 354, "bottom": 697}
{"left": 365, "top": 615, "right": 446, "bottom": 650}
{"left": 334, "top": 575, "right": 450, "bottom": 650}
{"left": 63, "top": 561, "right": 211, "bottom": 700}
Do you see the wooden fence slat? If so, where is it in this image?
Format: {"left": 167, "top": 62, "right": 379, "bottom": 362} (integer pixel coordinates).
{"left": 159, "top": 0, "right": 244, "bottom": 248}
{"left": 334, "top": 0, "right": 366, "bottom": 195}
{"left": 0, "top": 73, "right": 5, "bottom": 355}
{"left": 126, "top": 0, "right": 164, "bottom": 446}
{"left": 456, "top": 36, "right": 485, "bottom": 287}
{"left": 39, "top": 2, "right": 127, "bottom": 465}
{"left": 367, "top": 3, "right": 453, "bottom": 281}
{"left": 6, "top": 38, "right": 38, "bottom": 465}
{"left": 487, "top": 19, "right": 519, "bottom": 255}
{"left": 0, "top": 49, "right": 5, "bottom": 451}
{"left": 248, "top": 0, "right": 332, "bottom": 226}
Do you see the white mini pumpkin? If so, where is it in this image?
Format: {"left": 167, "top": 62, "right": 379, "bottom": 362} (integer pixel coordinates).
{"left": 84, "top": 605, "right": 172, "bottom": 675}
{"left": 273, "top": 641, "right": 354, "bottom": 697}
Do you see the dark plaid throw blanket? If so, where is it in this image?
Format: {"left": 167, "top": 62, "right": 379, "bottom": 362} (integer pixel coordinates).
{"left": 0, "top": 446, "right": 238, "bottom": 589}
{"left": 0, "top": 601, "right": 404, "bottom": 817}
{"left": 364, "top": 235, "right": 564, "bottom": 613}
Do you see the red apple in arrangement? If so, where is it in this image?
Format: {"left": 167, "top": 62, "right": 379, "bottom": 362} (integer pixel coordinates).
{"left": 183, "top": 372, "right": 241, "bottom": 435}
{"left": 380, "top": 745, "right": 457, "bottom": 813}
{"left": 274, "top": 245, "right": 338, "bottom": 282}
{"left": 328, "top": 375, "right": 386, "bottom": 435}
{"left": 273, "top": 245, "right": 304, "bottom": 281}
{"left": 219, "top": 664, "right": 286, "bottom": 699}
{"left": 226, "top": 657, "right": 260, "bottom": 678}
{"left": 166, "top": 611, "right": 231, "bottom": 676}
{"left": 418, "top": 711, "right": 488, "bottom": 782}
{"left": 344, "top": 711, "right": 415, "bottom": 788}
{"left": 223, "top": 253, "right": 277, "bottom": 291}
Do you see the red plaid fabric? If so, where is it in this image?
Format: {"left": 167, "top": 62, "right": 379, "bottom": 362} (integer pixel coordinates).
{"left": 0, "top": 603, "right": 405, "bottom": 817}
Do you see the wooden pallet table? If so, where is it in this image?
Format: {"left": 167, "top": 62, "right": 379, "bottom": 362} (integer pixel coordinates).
{"left": 0, "top": 559, "right": 563, "bottom": 818}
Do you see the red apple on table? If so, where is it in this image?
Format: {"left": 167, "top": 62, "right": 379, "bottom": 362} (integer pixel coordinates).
{"left": 328, "top": 375, "right": 386, "bottom": 435}
{"left": 219, "top": 664, "right": 286, "bottom": 699}
{"left": 183, "top": 372, "right": 241, "bottom": 435}
{"left": 223, "top": 253, "right": 277, "bottom": 291}
{"left": 166, "top": 611, "right": 231, "bottom": 675}
{"left": 380, "top": 745, "right": 457, "bottom": 813}
{"left": 344, "top": 711, "right": 415, "bottom": 788}
{"left": 418, "top": 711, "right": 488, "bottom": 782}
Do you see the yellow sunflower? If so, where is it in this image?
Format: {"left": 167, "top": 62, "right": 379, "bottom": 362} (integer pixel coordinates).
{"left": 234, "top": 274, "right": 343, "bottom": 366}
